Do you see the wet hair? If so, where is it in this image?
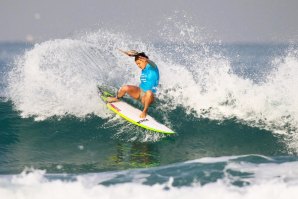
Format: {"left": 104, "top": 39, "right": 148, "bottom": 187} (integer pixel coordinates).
{"left": 134, "top": 52, "right": 149, "bottom": 61}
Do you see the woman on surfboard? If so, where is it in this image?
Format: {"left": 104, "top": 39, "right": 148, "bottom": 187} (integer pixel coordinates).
{"left": 107, "top": 50, "right": 159, "bottom": 119}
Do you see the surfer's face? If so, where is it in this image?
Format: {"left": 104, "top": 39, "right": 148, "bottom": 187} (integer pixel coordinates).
{"left": 135, "top": 58, "right": 148, "bottom": 70}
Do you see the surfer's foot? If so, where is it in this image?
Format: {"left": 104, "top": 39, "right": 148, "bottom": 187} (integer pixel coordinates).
{"left": 140, "top": 111, "right": 147, "bottom": 118}
{"left": 107, "top": 97, "right": 119, "bottom": 103}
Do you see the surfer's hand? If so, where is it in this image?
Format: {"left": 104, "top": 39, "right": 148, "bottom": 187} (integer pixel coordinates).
{"left": 107, "top": 97, "right": 119, "bottom": 103}
{"left": 140, "top": 112, "right": 147, "bottom": 118}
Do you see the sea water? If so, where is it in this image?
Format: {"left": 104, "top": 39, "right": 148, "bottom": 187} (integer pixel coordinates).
{"left": 1, "top": 28, "right": 298, "bottom": 198}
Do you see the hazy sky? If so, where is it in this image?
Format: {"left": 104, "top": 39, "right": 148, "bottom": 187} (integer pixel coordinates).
{"left": 1, "top": 0, "right": 298, "bottom": 43}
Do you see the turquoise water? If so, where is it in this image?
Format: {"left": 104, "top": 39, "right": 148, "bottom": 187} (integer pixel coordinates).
{"left": 0, "top": 100, "right": 289, "bottom": 174}
{"left": 1, "top": 33, "right": 298, "bottom": 198}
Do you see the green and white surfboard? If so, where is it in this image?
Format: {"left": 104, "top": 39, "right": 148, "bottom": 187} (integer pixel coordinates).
{"left": 98, "top": 86, "right": 175, "bottom": 134}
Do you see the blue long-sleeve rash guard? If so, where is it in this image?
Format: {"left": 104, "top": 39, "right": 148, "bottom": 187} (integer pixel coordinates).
{"left": 139, "top": 63, "right": 159, "bottom": 93}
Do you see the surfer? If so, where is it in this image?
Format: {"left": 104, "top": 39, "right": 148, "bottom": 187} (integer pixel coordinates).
{"left": 107, "top": 50, "right": 159, "bottom": 118}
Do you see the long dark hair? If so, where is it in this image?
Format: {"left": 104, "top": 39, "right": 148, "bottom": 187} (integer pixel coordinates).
{"left": 134, "top": 52, "right": 149, "bottom": 61}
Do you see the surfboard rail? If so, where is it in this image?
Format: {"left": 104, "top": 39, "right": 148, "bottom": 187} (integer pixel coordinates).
{"left": 107, "top": 102, "right": 175, "bottom": 134}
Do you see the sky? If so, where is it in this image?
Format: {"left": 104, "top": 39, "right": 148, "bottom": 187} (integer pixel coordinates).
{"left": 1, "top": 0, "right": 298, "bottom": 43}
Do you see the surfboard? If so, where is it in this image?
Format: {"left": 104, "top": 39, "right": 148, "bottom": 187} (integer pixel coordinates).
{"left": 98, "top": 86, "right": 175, "bottom": 134}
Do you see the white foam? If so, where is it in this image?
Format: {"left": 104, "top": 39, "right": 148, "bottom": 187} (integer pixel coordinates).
{"left": 156, "top": 16, "right": 298, "bottom": 138}
{"left": 187, "top": 154, "right": 273, "bottom": 164}
{"left": 151, "top": 42, "right": 298, "bottom": 151}
{"left": 158, "top": 47, "right": 298, "bottom": 133}
{"left": 1, "top": 166, "right": 298, "bottom": 199}
{"left": 7, "top": 30, "right": 152, "bottom": 120}
{"left": 226, "top": 160, "right": 298, "bottom": 184}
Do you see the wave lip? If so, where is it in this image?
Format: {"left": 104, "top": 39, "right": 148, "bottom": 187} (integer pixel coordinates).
{"left": 7, "top": 39, "right": 112, "bottom": 120}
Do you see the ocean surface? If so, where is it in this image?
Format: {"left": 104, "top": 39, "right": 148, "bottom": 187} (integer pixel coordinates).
{"left": 1, "top": 29, "right": 298, "bottom": 198}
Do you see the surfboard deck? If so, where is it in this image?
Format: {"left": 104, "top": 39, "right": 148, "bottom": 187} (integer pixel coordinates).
{"left": 98, "top": 86, "right": 175, "bottom": 134}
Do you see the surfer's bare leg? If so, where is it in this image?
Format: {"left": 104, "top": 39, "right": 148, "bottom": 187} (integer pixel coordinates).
{"left": 140, "top": 90, "right": 154, "bottom": 118}
{"left": 121, "top": 85, "right": 141, "bottom": 99}
{"left": 107, "top": 85, "right": 140, "bottom": 102}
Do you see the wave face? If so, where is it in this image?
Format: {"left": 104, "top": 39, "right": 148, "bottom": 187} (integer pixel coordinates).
{"left": 5, "top": 29, "right": 298, "bottom": 148}
{"left": 6, "top": 34, "right": 298, "bottom": 127}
